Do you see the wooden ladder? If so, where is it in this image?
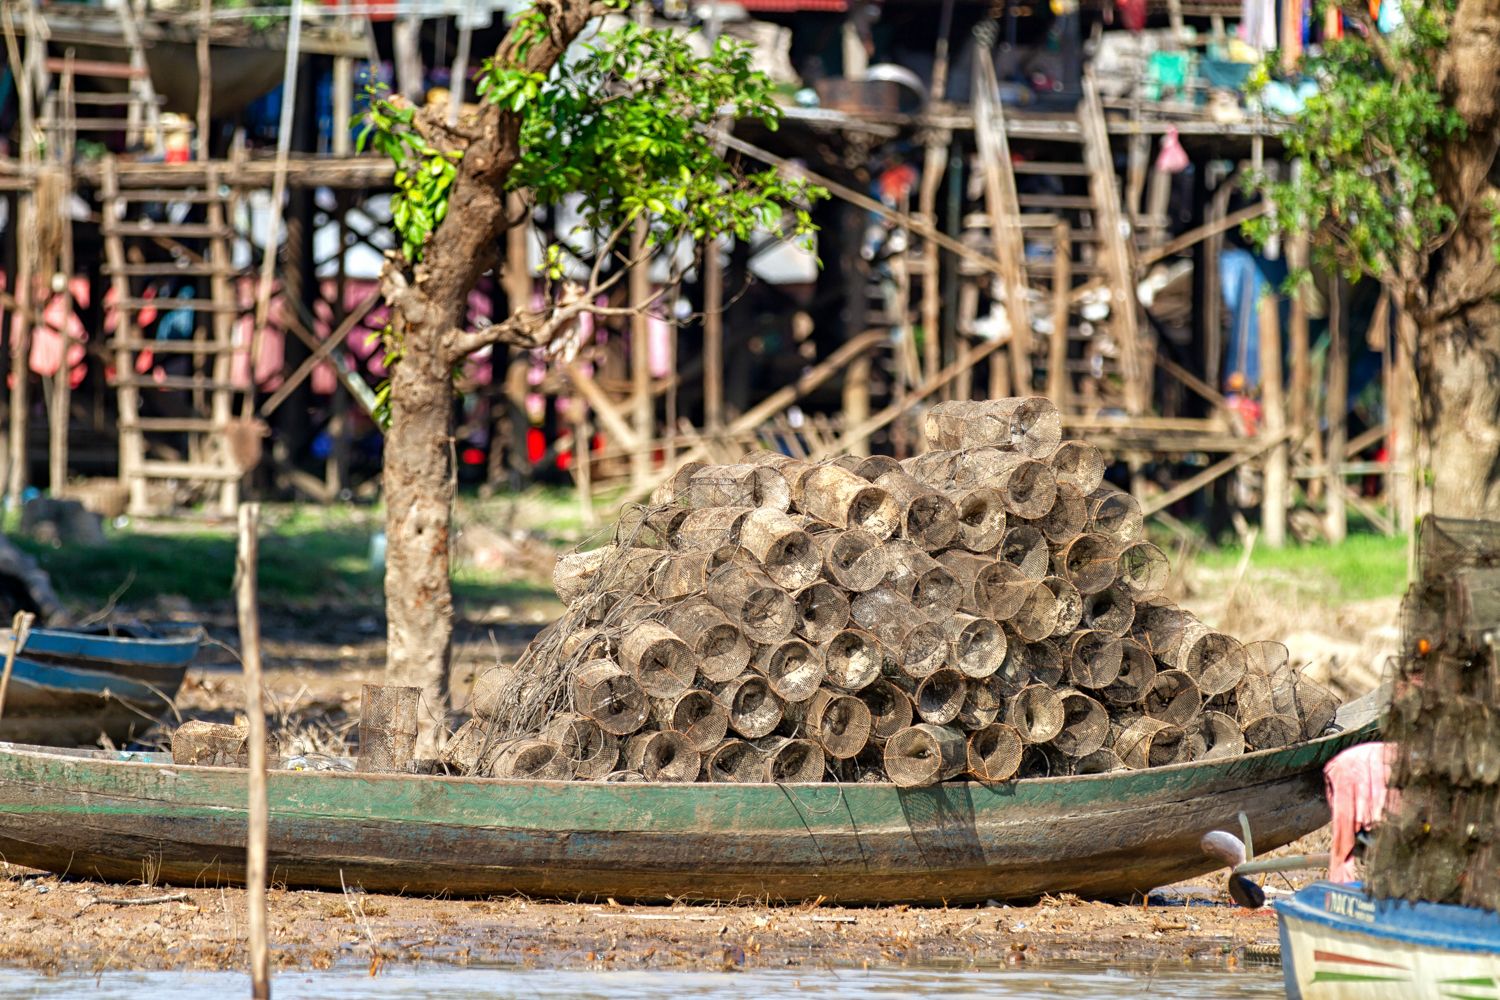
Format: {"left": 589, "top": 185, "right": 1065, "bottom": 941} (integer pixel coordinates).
{"left": 101, "top": 158, "right": 243, "bottom": 515}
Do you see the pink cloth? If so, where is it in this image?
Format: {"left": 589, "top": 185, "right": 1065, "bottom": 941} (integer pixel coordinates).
{"left": 1324, "top": 742, "right": 1394, "bottom": 883}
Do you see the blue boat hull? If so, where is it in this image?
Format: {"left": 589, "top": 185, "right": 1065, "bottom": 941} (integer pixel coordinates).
{"left": 0, "top": 625, "right": 202, "bottom": 746}
{"left": 1279, "top": 882, "right": 1500, "bottom": 998}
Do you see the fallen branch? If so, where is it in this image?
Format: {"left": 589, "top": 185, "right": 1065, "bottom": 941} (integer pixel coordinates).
{"left": 81, "top": 891, "right": 189, "bottom": 908}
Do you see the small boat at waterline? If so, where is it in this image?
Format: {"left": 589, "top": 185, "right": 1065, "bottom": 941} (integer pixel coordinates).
{"left": 0, "top": 691, "right": 1378, "bottom": 903}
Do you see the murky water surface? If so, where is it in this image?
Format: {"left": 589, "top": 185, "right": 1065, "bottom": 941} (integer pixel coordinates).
{"left": 0, "top": 963, "right": 1279, "bottom": 998}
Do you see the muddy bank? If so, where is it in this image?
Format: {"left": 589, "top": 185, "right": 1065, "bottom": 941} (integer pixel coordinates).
{"left": 0, "top": 851, "right": 1316, "bottom": 976}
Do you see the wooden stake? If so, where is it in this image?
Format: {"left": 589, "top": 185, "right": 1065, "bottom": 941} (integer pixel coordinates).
{"left": 918, "top": 135, "right": 948, "bottom": 385}
{"left": 703, "top": 239, "right": 724, "bottom": 431}
{"left": 1047, "top": 223, "right": 1071, "bottom": 409}
{"left": 1258, "top": 290, "right": 1287, "bottom": 548}
{"left": 1325, "top": 279, "right": 1348, "bottom": 543}
{"left": 630, "top": 218, "right": 653, "bottom": 487}
{"left": 843, "top": 352, "right": 871, "bottom": 458}
{"left": 236, "top": 503, "right": 270, "bottom": 1000}
{"left": 0, "top": 611, "right": 36, "bottom": 728}
{"left": 196, "top": 0, "right": 211, "bottom": 161}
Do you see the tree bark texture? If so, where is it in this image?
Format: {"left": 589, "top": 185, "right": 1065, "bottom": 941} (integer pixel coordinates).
{"left": 381, "top": 0, "right": 598, "bottom": 751}
{"left": 1417, "top": 299, "right": 1500, "bottom": 519}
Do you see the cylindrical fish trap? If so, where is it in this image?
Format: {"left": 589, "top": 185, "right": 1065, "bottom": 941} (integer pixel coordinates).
{"left": 614, "top": 504, "right": 690, "bottom": 549}
{"left": 948, "top": 487, "right": 1008, "bottom": 552}
{"left": 1130, "top": 598, "right": 1191, "bottom": 654}
{"left": 1195, "top": 711, "right": 1246, "bottom": 760}
{"left": 1082, "top": 584, "right": 1136, "bottom": 638}
{"left": 1031, "top": 483, "right": 1087, "bottom": 544}
{"left": 674, "top": 505, "right": 753, "bottom": 551}
{"left": 972, "top": 562, "right": 1035, "bottom": 620}
{"left": 960, "top": 450, "right": 1058, "bottom": 519}
{"left": 683, "top": 463, "right": 790, "bottom": 511}
{"left": 1044, "top": 576, "right": 1084, "bottom": 637}
{"left": 578, "top": 589, "right": 624, "bottom": 625}
{"left": 1114, "top": 717, "right": 1188, "bottom": 770}
{"left": 1020, "top": 638, "right": 1067, "bottom": 687}
{"left": 1073, "top": 748, "right": 1123, "bottom": 774}
{"left": 1101, "top": 638, "right": 1156, "bottom": 705}
{"left": 1115, "top": 541, "right": 1169, "bottom": 598}
{"left": 796, "top": 465, "right": 901, "bottom": 538}
{"left": 1006, "top": 684, "right": 1066, "bottom": 743}
{"left": 998, "top": 525, "right": 1051, "bottom": 580}
{"left": 662, "top": 598, "right": 751, "bottom": 684}
{"left": 717, "top": 673, "right": 784, "bottom": 739}
{"left": 860, "top": 678, "right": 915, "bottom": 742}
{"left": 542, "top": 714, "right": 619, "bottom": 780}
{"left": 792, "top": 581, "right": 850, "bottom": 644}
{"left": 883, "top": 723, "right": 968, "bottom": 787}
{"left": 924, "top": 397, "right": 1062, "bottom": 457}
{"left": 753, "top": 638, "right": 827, "bottom": 704}
{"left": 553, "top": 547, "right": 613, "bottom": 605}
{"left": 1142, "top": 668, "right": 1203, "bottom": 726}
{"left": 707, "top": 561, "right": 796, "bottom": 643}
{"left": 967, "top": 722, "right": 1024, "bottom": 781}
{"left": 571, "top": 659, "right": 651, "bottom": 736}
{"left": 742, "top": 450, "right": 814, "bottom": 492}
{"left": 1294, "top": 676, "right": 1340, "bottom": 739}
{"left": 850, "top": 588, "right": 948, "bottom": 677}
{"left": 957, "top": 674, "right": 1005, "bottom": 729}
{"left": 1064, "top": 630, "right": 1124, "bottom": 689}
{"left": 1010, "top": 582, "right": 1062, "bottom": 643}
{"left": 559, "top": 626, "right": 614, "bottom": 663}
{"left": 1242, "top": 713, "right": 1302, "bottom": 750}
{"left": 853, "top": 454, "right": 903, "bottom": 481}
{"left": 618, "top": 621, "right": 696, "bottom": 700}
{"left": 936, "top": 551, "right": 994, "bottom": 612}
{"left": 757, "top": 736, "right": 826, "bottom": 783}
{"left": 903, "top": 448, "right": 963, "bottom": 486}
{"left": 1047, "top": 440, "right": 1105, "bottom": 495}
{"left": 802, "top": 689, "right": 874, "bottom": 760}
{"left": 825, "top": 628, "right": 885, "bottom": 692}
{"left": 1243, "top": 639, "right": 1292, "bottom": 678}
{"left": 914, "top": 667, "right": 968, "bottom": 725}
{"left": 1085, "top": 487, "right": 1144, "bottom": 542}
{"left": 1165, "top": 622, "right": 1247, "bottom": 697}
{"left": 886, "top": 543, "right": 963, "bottom": 620}
{"left": 493, "top": 739, "right": 575, "bottom": 781}
{"left": 874, "top": 470, "right": 960, "bottom": 550}
{"left": 624, "top": 730, "right": 702, "bottom": 782}
{"left": 602, "top": 770, "right": 648, "bottom": 783}
{"left": 704, "top": 738, "right": 765, "bottom": 782}
{"left": 993, "top": 641, "right": 1031, "bottom": 697}
{"left": 738, "top": 508, "right": 821, "bottom": 590}
{"left": 1056, "top": 533, "right": 1118, "bottom": 594}
{"left": 943, "top": 613, "right": 1006, "bottom": 679}
{"left": 654, "top": 688, "right": 731, "bottom": 752}
{"left": 650, "top": 550, "right": 716, "bottom": 601}
{"left": 815, "top": 528, "right": 891, "bottom": 592}
{"left": 1051, "top": 689, "right": 1109, "bottom": 757}
{"left": 649, "top": 461, "right": 706, "bottom": 505}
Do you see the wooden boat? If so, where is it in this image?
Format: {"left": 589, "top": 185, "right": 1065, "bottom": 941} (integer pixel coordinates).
{"left": 0, "top": 692, "right": 1379, "bottom": 904}
{"left": 1278, "top": 881, "right": 1500, "bottom": 998}
{"left": 0, "top": 623, "right": 203, "bottom": 746}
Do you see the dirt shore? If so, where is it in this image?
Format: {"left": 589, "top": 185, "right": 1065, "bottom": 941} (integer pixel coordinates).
{"left": 0, "top": 840, "right": 1324, "bottom": 976}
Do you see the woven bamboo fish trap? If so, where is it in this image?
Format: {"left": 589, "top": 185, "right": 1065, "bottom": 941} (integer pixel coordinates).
{"left": 966, "top": 722, "right": 1024, "bottom": 781}
{"left": 884, "top": 723, "right": 968, "bottom": 787}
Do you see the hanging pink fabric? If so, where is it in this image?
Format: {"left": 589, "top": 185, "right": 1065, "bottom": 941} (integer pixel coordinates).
{"left": 648, "top": 309, "right": 673, "bottom": 379}
{"left": 1117, "top": 0, "right": 1146, "bottom": 31}
{"left": 1324, "top": 742, "right": 1394, "bottom": 883}
{"left": 1156, "top": 127, "right": 1189, "bottom": 174}
{"left": 27, "top": 277, "right": 90, "bottom": 389}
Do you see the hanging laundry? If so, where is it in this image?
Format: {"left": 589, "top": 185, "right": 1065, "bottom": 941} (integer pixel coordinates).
{"left": 1239, "top": 0, "right": 1277, "bottom": 51}
{"left": 1155, "top": 126, "right": 1189, "bottom": 174}
{"left": 1117, "top": 0, "right": 1147, "bottom": 32}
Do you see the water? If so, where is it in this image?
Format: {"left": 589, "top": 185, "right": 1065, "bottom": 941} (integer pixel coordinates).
{"left": 0, "top": 963, "right": 1280, "bottom": 998}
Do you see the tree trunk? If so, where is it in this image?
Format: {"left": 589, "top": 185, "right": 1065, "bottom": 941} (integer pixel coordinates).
{"left": 1417, "top": 298, "right": 1500, "bottom": 519}
{"left": 383, "top": 327, "right": 457, "bottom": 755}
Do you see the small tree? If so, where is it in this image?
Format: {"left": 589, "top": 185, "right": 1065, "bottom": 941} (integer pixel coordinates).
{"left": 1250, "top": 0, "right": 1500, "bottom": 518}
{"left": 360, "top": 3, "right": 820, "bottom": 749}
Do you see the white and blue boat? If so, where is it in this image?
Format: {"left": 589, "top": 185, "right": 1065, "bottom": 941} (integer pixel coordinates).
{"left": 1278, "top": 880, "right": 1500, "bottom": 998}
{"left": 0, "top": 623, "right": 202, "bottom": 746}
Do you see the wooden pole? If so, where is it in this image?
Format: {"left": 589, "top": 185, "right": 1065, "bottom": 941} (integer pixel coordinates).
{"left": 1287, "top": 238, "right": 1311, "bottom": 438}
{"left": 1047, "top": 222, "right": 1071, "bottom": 409}
{"left": 629, "top": 218, "right": 653, "bottom": 487}
{"left": 918, "top": 135, "right": 947, "bottom": 385}
{"left": 1392, "top": 307, "right": 1417, "bottom": 533}
{"left": 1259, "top": 289, "right": 1287, "bottom": 547}
{"left": 1325, "top": 278, "right": 1348, "bottom": 543}
{"left": 235, "top": 503, "right": 270, "bottom": 1000}
{"left": 332, "top": 56, "right": 354, "bottom": 157}
{"left": 703, "top": 239, "right": 724, "bottom": 431}
{"left": 5, "top": 5, "right": 33, "bottom": 509}
{"left": 196, "top": 0, "right": 211, "bottom": 160}
{"left": 0, "top": 610, "right": 37, "bottom": 728}
{"left": 842, "top": 352, "right": 871, "bottom": 458}
{"left": 574, "top": 407, "right": 596, "bottom": 528}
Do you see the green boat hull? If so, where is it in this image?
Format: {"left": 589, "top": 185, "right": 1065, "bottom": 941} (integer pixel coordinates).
{"left": 0, "top": 695, "right": 1379, "bottom": 903}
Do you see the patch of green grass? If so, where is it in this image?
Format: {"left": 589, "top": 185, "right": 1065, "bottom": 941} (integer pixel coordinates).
{"left": 1193, "top": 531, "right": 1410, "bottom": 604}
{"left": 12, "top": 503, "right": 555, "bottom": 614}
